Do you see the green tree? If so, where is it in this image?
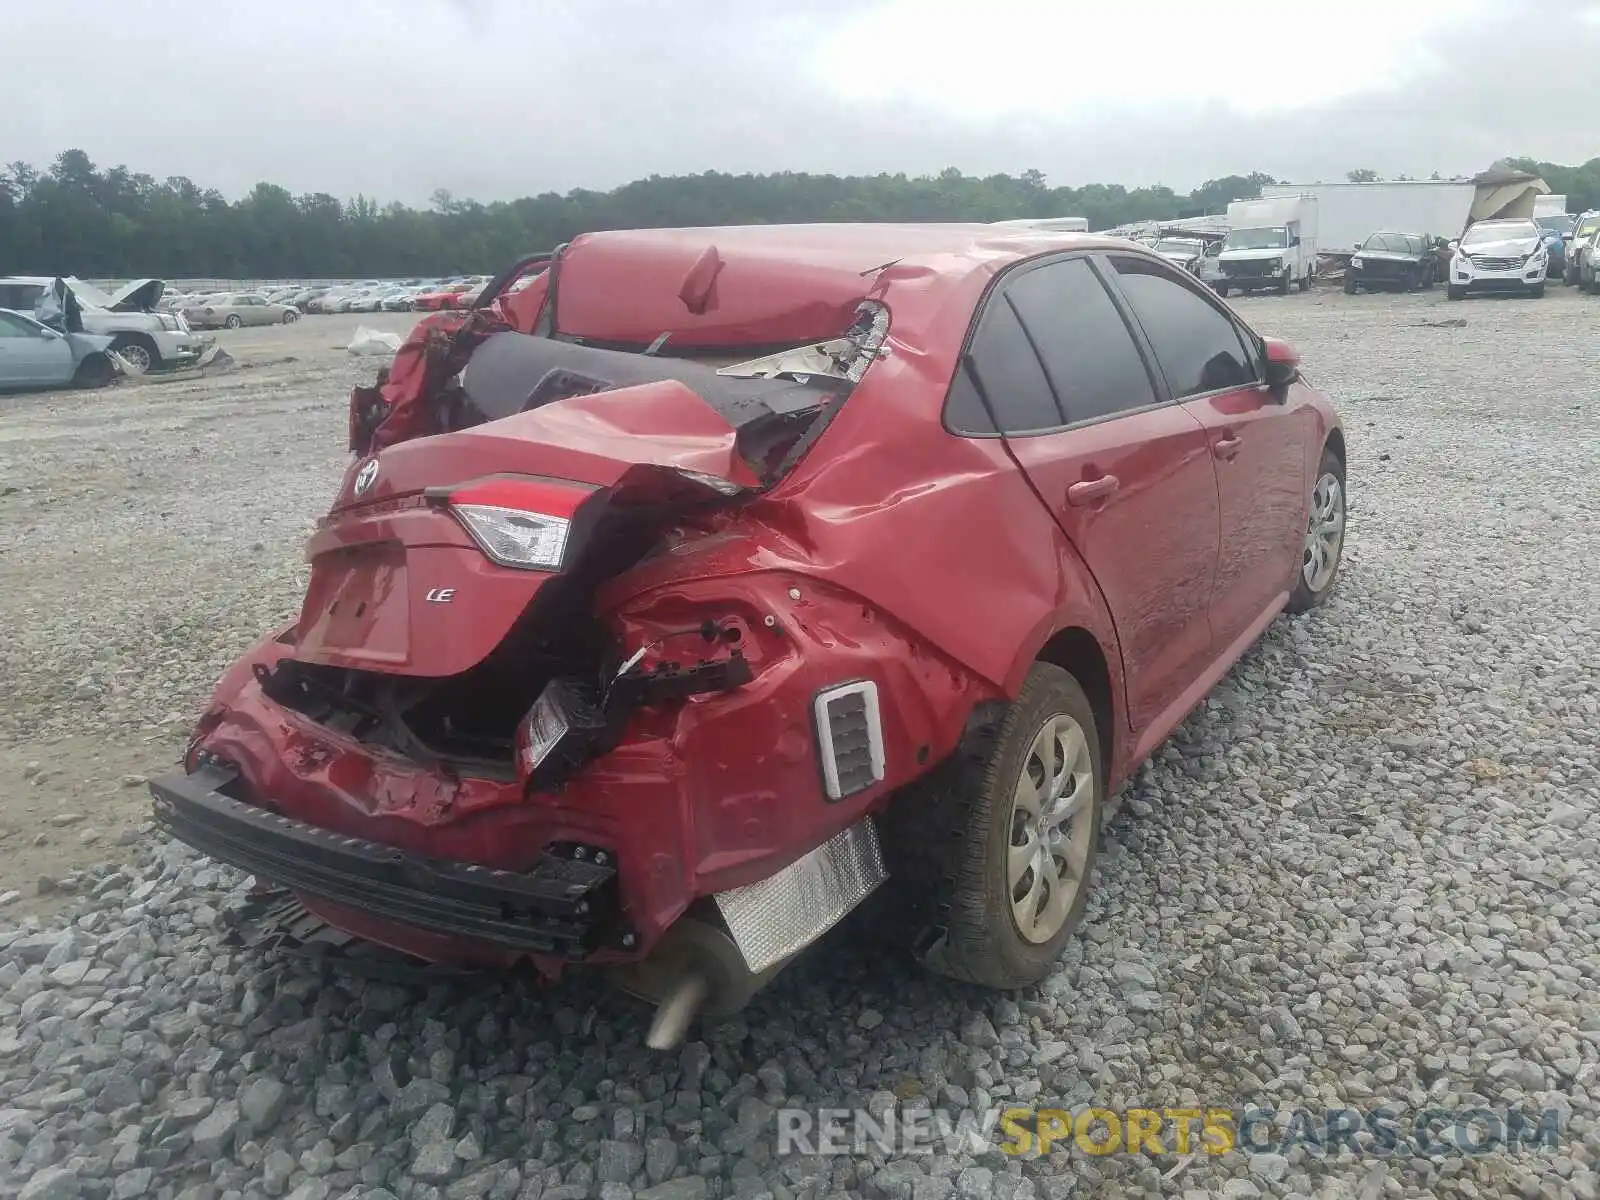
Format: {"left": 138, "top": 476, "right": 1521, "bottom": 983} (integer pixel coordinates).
{"left": 4, "top": 152, "right": 1590, "bottom": 278}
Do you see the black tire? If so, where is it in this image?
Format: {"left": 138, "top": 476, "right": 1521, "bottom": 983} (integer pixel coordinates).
{"left": 1343, "top": 276, "right": 1357, "bottom": 295}
{"left": 1528, "top": 282, "right": 1546, "bottom": 299}
{"left": 1407, "top": 267, "right": 1422, "bottom": 292}
{"left": 1447, "top": 285, "right": 1465, "bottom": 302}
{"left": 1215, "top": 284, "right": 1229, "bottom": 297}
{"left": 1422, "top": 264, "right": 1436, "bottom": 289}
{"left": 1277, "top": 271, "right": 1291, "bottom": 296}
{"left": 282, "top": 310, "right": 298, "bottom": 324}
{"left": 1297, "top": 272, "right": 1311, "bottom": 292}
{"left": 108, "top": 334, "right": 159, "bottom": 373}
{"left": 1286, "top": 445, "right": 1346, "bottom": 614}
{"left": 71, "top": 353, "right": 117, "bottom": 389}
{"left": 917, "top": 663, "right": 1104, "bottom": 990}
{"left": 225, "top": 314, "right": 243, "bottom": 329}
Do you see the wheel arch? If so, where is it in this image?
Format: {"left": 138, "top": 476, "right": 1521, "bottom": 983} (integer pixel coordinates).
{"left": 1324, "top": 424, "right": 1346, "bottom": 467}
{"left": 1033, "top": 626, "right": 1117, "bottom": 790}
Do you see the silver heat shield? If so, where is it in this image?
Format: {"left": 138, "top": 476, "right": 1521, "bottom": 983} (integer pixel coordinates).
{"left": 713, "top": 818, "right": 887, "bottom": 973}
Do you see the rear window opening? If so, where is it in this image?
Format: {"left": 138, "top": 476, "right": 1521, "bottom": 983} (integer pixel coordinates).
{"left": 394, "top": 300, "right": 890, "bottom": 488}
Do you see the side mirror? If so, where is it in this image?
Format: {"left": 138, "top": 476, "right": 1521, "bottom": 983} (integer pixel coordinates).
{"left": 1447, "top": 240, "right": 1460, "bottom": 251}
{"left": 1263, "top": 338, "right": 1300, "bottom": 392}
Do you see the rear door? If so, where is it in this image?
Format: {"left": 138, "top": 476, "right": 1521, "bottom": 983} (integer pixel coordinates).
{"left": 0, "top": 311, "right": 71, "bottom": 387}
{"left": 1103, "top": 253, "right": 1313, "bottom": 648}
{"left": 946, "top": 254, "right": 1222, "bottom": 732}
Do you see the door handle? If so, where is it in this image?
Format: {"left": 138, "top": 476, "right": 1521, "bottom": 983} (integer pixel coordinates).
{"left": 1213, "top": 434, "right": 1243, "bottom": 460}
{"left": 1067, "top": 475, "right": 1120, "bottom": 506}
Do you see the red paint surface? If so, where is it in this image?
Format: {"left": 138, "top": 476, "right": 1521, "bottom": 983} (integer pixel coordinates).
{"left": 193, "top": 225, "right": 1342, "bottom": 973}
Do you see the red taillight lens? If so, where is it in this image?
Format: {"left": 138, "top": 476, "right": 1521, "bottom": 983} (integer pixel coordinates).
{"left": 438, "top": 477, "right": 596, "bottom": 572}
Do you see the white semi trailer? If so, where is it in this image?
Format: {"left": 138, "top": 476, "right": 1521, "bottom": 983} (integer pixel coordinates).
{"left": 1258, "top": 180, "right": 1527, "bottom": 251}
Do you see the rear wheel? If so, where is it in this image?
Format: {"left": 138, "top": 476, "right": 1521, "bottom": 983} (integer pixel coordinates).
{"left": 919, "top": 663, "right": 1103, "bottom": 989}
{"left": 1297, "top": 271, "right": 1311, "bottom": 292}
{"left": 1287, "top": 447, "right": 1346, "bottom": 614}
{"left": 224, "top": 314, "right": 243, "bottom": 329}
{"left": 281, "top": 310, "right": 298, "bottom": 324}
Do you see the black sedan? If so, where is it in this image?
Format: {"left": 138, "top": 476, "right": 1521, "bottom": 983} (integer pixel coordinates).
{"left": 1344, "top": 232, "right": 1438, "bottom": 293}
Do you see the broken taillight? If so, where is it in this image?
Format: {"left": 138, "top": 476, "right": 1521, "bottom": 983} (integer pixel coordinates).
{"left": 436, "top": 477, "right": 596, "bottom": 572}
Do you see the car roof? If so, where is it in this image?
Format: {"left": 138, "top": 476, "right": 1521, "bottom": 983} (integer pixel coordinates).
{"left": 550, "top": 223, "right": 1128, "bottom": 349}
{"left": 566, "top": 222, "right": 1114, "bottom": 276}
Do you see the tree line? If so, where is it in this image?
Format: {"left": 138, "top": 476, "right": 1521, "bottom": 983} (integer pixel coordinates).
{"left": 3, "top": 149, "right": 1597, "bottom": 280}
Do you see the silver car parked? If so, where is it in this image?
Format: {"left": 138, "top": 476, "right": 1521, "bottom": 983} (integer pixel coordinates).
{"left": 0, "top": 308, "right": 122, "bottom": 392}
{"left": 182, "top": 293, "right": 300, "bottom": 329}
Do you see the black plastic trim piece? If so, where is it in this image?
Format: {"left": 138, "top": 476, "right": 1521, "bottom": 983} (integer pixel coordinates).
{"left": 149, "top": 767, "right": 616, "bottom": 957}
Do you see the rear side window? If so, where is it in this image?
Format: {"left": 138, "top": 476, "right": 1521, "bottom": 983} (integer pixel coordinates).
{"left": 0, "top": 284, "right": 44, "bottom": 310}
{"left": 1110, "top": 256, "right": 1258, "bottom": 397}
{"left": 1005, "top": 258, "right": 1159, "bottom": 423}
{"left": 956, "top": 297, "right": 1062, "bottom": 434}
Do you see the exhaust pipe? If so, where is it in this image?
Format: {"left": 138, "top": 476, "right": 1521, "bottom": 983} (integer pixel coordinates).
{"left": 644, "top": 970, "right": 710, "bottom": 1050}
{"left": 609, "top": 915, "right": 792, "bottom": 1050}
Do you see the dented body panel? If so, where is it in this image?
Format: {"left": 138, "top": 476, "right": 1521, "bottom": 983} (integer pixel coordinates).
{"left": 160, "top": 223, "right": 1343, "bottom": 987}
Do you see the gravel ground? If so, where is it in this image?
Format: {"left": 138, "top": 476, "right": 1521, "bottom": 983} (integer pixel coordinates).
{"left": 1, "top": 290, "right": 1597, "bottom": 1200}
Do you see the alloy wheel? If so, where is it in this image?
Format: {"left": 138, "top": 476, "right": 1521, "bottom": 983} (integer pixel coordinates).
{"left": 116, "top": 343, "right": 152, "bottom": 373}
{"left": 1007, "top": 713, "right": 1096, "bottom": 944}
{"left": 1302, "top": 472, "right": 1345, "bottom": 592}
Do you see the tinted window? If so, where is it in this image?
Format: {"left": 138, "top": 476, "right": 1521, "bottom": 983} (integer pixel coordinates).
{"left": 1005, "top": 258, "right": 1159, "bottom": 424}
{"left": 0, "top": 284, "right": 44, "bottom": 310}
{"left": 944, "top": 367, "right": 996, "bottom": 434}
{"left": 1110, "top": 257, "right": 1257, "bottom": 398}
{"left": 960, "top": 296, "right": 1062, "bottom": 433}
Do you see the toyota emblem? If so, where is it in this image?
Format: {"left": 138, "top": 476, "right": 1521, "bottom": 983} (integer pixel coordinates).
{"left": 353, "top": 458, "right": 379, "bottom": 496}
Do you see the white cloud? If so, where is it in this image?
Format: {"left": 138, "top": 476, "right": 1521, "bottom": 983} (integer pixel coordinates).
{"left": 1, "top": 0, "right": 1592, "bottom": 204}
{"left": 807, "top": 0, "right": 1491, "bottom": 116}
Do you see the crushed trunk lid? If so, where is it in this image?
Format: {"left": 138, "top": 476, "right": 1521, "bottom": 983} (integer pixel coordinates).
{"left": 294, "top": 375, "right": 763, "bottom": 680}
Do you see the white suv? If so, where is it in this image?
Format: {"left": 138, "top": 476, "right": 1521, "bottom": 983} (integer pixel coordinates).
{"left": 0, "top": 276, "right": 207, "bottom": 373}
{"left": 1446, "top": 219, "right": 1549, "bottom": 301}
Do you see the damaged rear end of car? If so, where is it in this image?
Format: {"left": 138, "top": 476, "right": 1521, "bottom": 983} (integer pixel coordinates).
{"left": 151, "top": 231, "right": 993, "bottom": 1046}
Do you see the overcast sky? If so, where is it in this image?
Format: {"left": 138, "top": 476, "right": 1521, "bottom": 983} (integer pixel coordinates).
{"left": 9, "top": 0, "right": 1600, "bottom": 205}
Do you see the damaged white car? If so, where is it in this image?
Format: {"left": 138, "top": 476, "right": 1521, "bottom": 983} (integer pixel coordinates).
{"left": 0, "top": 276, "right": 210, "bottom": 373}
{"left": 0, "top": 307, "right": 126, "bottom": 392}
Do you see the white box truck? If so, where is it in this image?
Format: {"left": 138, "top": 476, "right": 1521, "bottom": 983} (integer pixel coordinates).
{"left": 1215, "top": 195, "right": 1319, "bottom": 296}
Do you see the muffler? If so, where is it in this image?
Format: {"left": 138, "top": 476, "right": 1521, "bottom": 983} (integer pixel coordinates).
{"left": 610, "top": 818, "right": 887, "bottom": 1049}
{"left": 609, "top": 915, "right": 793, "bottom": 1050}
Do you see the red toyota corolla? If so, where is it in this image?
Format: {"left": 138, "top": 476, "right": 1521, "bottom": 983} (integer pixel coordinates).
{"left": 151, "top": 225, "right": 1346, "bottom": 1047}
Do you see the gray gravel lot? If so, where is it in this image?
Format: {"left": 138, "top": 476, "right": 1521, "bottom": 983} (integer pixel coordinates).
{"left": 0, "top": 291, "right": 1597, "bottom": 1200}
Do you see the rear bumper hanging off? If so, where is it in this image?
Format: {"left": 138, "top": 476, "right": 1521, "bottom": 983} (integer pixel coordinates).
{"left": 148, "top": 766, "right": 619, "bottom": 958}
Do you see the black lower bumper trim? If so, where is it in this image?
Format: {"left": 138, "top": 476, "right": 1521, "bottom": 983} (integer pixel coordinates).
{"left": 149, "top": 766, "right": 617, "bottom": 957}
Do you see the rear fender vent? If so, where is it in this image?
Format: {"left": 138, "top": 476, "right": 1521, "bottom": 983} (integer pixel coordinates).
{"left": 814, "top": 681, "right": 885, "bottom": 801}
